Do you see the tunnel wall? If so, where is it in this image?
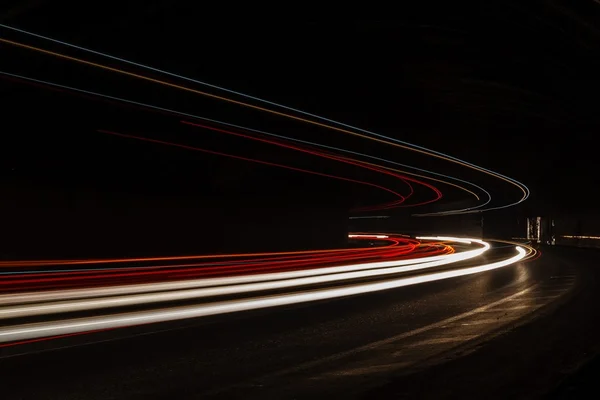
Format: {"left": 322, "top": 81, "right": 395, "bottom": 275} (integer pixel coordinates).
{"left": 483, "top": 213, "right": 600, "bottom": 249}
{"left": 482, "top": 212, "right": 528, "bottom": 240}
{"left": 551, "top": 214, "right": 600, "bottom": 249}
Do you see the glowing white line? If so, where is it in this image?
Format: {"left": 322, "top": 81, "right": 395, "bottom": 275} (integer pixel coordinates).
{"left": 348, "top": 234, "right": 389, "bottom": 238}
{"left": 416, "top": 236, "right": 473, "bottom": 244}
{"left": 0, "top": 240, "right": 487, "bottom": 319}
{"left": 0, "top": 247, "right": 526, "bottom": 343}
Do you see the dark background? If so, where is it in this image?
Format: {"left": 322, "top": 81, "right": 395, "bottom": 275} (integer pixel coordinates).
{"left": 1, "top": 2, "right": 600, "bottom": 256}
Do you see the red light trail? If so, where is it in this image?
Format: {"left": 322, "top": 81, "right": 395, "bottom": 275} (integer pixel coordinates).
{"left": 0, "top": 236, "right": 537, "bottom": 347}
{"left": 180, "top": 121, "right": 443, "bottom": 208}
{"left": 0, "top": 235, "right": 446, "bottom": 293}
{"left": 97, "top": 129, "right": 411, "bottom": 211}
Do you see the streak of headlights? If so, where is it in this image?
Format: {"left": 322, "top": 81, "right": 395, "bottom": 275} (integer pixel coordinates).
{"left": 0, "top": 246, "right": 526, "bottom": 343}
{"left": 0, "top": 238, "right": 487, "bottom": 308}
{"left": 0, "top": 240, "right": 488, "bottom": 319}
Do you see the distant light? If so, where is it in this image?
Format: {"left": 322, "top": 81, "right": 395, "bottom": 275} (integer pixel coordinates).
{"left": 562, "top": 235, "right": 600, "bottom": 240}
{"left": 348, "top": 234, "right": 389, "bottom": 239}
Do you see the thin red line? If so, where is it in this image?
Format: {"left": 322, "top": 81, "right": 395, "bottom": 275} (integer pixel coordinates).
{"left": 97, "top": 129, "right": 406, "bottom": 210}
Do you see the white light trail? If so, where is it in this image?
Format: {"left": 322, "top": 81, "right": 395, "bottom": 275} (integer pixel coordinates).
{"left": 0, "top": 246, "right": 526, "bottom": 343}
{"left": 416, "top": 236, "right": 474, "bottom": 244}
{"left": 348, "top": 234, "right": 389, "bottom": 238}
{"left": 0, "top": 238, "right": 489, "bottom": 310}
{"left": 0, "top": 241, "right": 487, "bottom": 319}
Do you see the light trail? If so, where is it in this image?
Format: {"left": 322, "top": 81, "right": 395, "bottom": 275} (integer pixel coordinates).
{"left": 348, "top": 234, "right": 389, "bottom": 239}
{"left": 0, "top": 235, "right": 403, "bottom": 268}
{"left": 0, "top": 70, "right": 489, "bottom": 211}
{"left": 0, "top": 237, "right": 453, "bottom": 295}
{"left": 0, "top": 240, "right": 487, "bottom": 319}
{"left": 483, "top": 238, "right": 539, "bottom": 262}
{"left": 179, "top": 120, "right": 485, "bottom": 208}
{"left": 180, "top": 122, "right": 424, "bottom": 205}
{"left": 180, "top": 121, "right": 445, "bottom": 207}
{"left": 98, "top": 129, "right": 407, "bottom": 211}
{"left": 0, "top": 34, "right": 529, "bottom": 212}
{"left": 0, "top": 236, "right": 464, "bottom": 305}
{"left": 0, "top": 244, "right": 407, "bottom": 274}
{"left": 0, "top": 242, "right": 526, "bottom": 344}
{"left": 0, "top": 244, "right": 437, "bottom": 293}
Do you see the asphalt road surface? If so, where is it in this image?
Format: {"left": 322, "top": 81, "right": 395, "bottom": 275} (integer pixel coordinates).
{"left": 2, "top": 245, "right": 598, "bottom": 399}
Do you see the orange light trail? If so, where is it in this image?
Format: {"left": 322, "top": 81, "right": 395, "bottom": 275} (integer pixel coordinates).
{"left": 0, "top": 235, "right": 402, "bottom": 268}
{"left": 0, "top": 235, "right": 451, "bottom": 294}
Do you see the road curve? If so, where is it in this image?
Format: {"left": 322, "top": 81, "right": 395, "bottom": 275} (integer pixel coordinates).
{"left": 0, "top": 241, "right": 588, "bottom": 400}
{"left": 0, "top": 236, "right": 528, "bottom": 346}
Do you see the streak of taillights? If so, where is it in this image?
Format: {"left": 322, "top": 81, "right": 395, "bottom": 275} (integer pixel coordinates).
{"left": 0, "top": 245, "right": 526, "bottom": 344}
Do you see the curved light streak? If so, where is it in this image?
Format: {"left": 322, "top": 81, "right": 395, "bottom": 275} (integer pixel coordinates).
{"left": 187, "top": 118, "right": 489, "bottom": 208}
{"left": 180, "top": 121, "right": 446, "bottom": 208}
{"left": 0, "top": 71, "right": 490, "bottom": 212}
{"left": 0, "top": 35, "right": 529, "bottom": 212}
{"left": 0, "top": 234, "right": 406, "bottom": 268}
{"left": 98, "top": 129, "right": 407, "bottom": 211}
{"left": 0, "top": 237, "right": 478, "bottom": 313}
{"left": 0, "top": 243, "right": 526, "bottom": 343}
{"left": 0, "top": 246, "right": 387, "bottom": 268}
{"left": 0, "top": 240, "right": 486, "bottom": 319}
{"left": 0, "top": 236, "right": 457, "bottom": 306}
{"left": 1, "top": 238, "right": 452, "bottom": 295}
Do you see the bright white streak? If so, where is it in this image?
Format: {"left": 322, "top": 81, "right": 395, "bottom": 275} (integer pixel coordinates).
{"left": 417, "top": 236, "right": 473, "bottom": 244}
{"left": 0, "top": 247, "right": 526, "bottom": 343}
{"left": 0, "top": 240, "right": 488, "bottom": 319}
{"left": 0, "top": 238, "right": 487, "bottom": 306}
{"left": 348, "top": 234, "right": 389, "bottom": 238}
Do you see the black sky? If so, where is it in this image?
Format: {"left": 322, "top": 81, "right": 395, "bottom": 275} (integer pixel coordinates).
{"left": 2, "top": 2, "right": 600, "bottom": 216}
